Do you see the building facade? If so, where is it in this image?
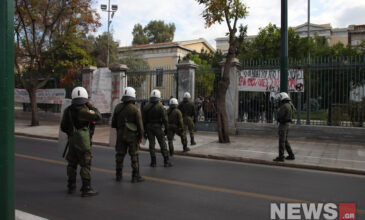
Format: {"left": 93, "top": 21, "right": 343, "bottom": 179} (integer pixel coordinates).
{"left": 118, "top": 38, "right": 215, "bottom": 69}
{"left": 215, "top": 23, "right": 365, "bottom": 53}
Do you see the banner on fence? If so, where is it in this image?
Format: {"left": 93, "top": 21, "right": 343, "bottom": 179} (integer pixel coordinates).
{"left": 238, "top": 69, "right": 304, "bottom": 92}
{"left": 14, "top": 88, "right": 66, "bottom": 104}
{"left": 91, "top": 68, "right": 112, "bottom": 113}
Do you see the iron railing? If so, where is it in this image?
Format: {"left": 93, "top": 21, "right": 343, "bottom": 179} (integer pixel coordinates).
{"left": 239, "top": 56, "right": 365, "bottom": 127}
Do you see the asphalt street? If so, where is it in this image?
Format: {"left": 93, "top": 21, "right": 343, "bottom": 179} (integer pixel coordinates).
{"left": 15, "top": 136, "right": 365, "bottom": 220}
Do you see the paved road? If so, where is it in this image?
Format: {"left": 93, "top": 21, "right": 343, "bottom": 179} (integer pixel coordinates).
{"left": 15, "top": 136, "right": 365, "bottom": 220}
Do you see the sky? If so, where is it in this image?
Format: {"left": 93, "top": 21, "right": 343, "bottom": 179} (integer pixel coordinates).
{"left": 93, "top": 0, "right": 365, "bottom": 49}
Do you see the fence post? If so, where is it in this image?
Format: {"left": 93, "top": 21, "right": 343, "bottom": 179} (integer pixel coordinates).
{"left": 221, "top": 58, "right": 241, "bottom": 134}
{"left": 110, "top": 64, "right": 128, "bottom": 103}
{"left": 81, "top": 66, "right": 97, "bottom": 97}
{"left": 176, "top": 60, "right": 197, "bottom": 101}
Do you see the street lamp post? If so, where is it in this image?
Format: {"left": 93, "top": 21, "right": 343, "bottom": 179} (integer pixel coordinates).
{"left": 101, "top": 1, "right": 118, "bottom": 67}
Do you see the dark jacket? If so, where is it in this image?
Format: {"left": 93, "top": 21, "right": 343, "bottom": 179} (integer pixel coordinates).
{"left": 112, "top": 102, "right": 144, "bottom": 140}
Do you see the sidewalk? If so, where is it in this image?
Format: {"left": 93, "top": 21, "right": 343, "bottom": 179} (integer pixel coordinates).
{"left": 15, "top": 119, "right": 365, "bottom": 175}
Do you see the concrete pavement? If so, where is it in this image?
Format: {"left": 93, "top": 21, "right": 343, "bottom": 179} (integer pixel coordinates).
{"left": 14, "top": 119, "right": 365, "bottom": 175}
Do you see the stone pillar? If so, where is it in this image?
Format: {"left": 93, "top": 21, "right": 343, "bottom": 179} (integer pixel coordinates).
{"left": 176, "top": 60, "right": 197, "bottom": 101}
{"left": 110, "top": 64, "right": 128, "bottom": 103}
{"left": 81, "top": 66, "right": 97, "bottom": 97}
{"left": 220, "top": 58, "right": 241, "bottom": 134}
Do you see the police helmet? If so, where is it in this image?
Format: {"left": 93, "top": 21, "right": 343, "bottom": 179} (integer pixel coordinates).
{"left": 122, "top": 87, "right": 136, "bottom": 102}
{"left": 71, "top": 87, "right": 88, "bottom": 105}
{"left": 276, "top": 92, "right": 291, "bottom": 102}
{"left": 150, "top": 89, "right": 161, "bottom": 103}
{"left": 169, "top": 98, "right": 178, "bottom": 108}
{"left": 183, "top": 92, "right": 191, "bottom": 99}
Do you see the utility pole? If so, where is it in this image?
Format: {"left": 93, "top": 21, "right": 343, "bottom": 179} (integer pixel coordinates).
{"left": 280, "top": 0, "right": 288, "bottom": 93}
{"left": 0, "top": 0, "right": 15, "bottom": 219}
{"left": 101, "top": 1, "right": 118, "bottom": 67}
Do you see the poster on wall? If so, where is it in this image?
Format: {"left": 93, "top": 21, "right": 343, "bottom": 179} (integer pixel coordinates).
{"left": 238, "top": 69, "right": 304, "bottom": 92}
{"left": 14, "top": 88, "right": 66, "bottom": 104}
{"left": 91, "top": 68, "right": 112, "bottom": 114}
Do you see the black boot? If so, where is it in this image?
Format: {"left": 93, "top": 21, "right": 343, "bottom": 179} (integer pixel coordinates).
{"left": 131, "top": 171, "right": 144, "bottom": 183}
{"left": 169, "top": 146, "right": 174, "bottom": 156}
{"left": 67, "top": 178, "right": 76, "bottom": 194}
{"left": 285, "top": 154, "right": 295, "bottom": 160}
{"left": 150, "top": 156, "right": 156, "bottom": 167}
{"left": 164, "top": 156, "right": 173, "bottom": 167}
{"left": 80, "top": 179, "right": 98, "bottom": 197}
{"left": 116, "top": 168, "right": 122, "bottom": 182}
{"left": 183, "top": 144, "right": 190, "bottom": 152}
{"left": 191, "top": 137, "right": 196, "bottom": 145}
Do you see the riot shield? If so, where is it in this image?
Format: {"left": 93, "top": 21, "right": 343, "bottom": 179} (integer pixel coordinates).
{"left": 57, "top": 99, "right": 72, "bottom": 155}
{"left": 109, "top": 99, "right": 121, "bottom": 148}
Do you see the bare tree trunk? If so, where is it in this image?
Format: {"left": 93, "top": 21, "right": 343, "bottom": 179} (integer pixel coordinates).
{"left": 216, "top": 32, "right": 239, "bottom": 143}
{"left": 28, "top": 88, "right": 39, "bottom": 126}
{"left": 216, "top": 80, "right": 230, "bottom": 143}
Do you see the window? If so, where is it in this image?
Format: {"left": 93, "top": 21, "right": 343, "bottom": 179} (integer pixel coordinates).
{"left": 155, "top": 68, "right": 163, "bottom": 87}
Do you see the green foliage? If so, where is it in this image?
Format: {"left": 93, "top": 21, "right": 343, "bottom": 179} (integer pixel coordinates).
{"left": 237, "top": 23, "right": 364, "bottom": 61}
{"left": 132, "top": 24, "right": 149, "bottom": 45}
{"left": 88, "top": 32, "right": 119, "bottom": 67}
{"left": 196, "top": 0, "right": 248, "bottom": 28}
{"left": 132, "top": 20, "right": 175, "bottom": 45}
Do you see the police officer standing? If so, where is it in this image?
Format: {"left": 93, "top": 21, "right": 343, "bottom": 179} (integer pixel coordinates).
{"left": 143, "top": 89, "right": 172, "bottom": 167}
{"left": 178, "top": 92, "right": 197, "bottom": 145}
{"left": 273, "top": 92, "right": 296, "bottom": 162}
{"left": 167, "top": 98, "right": 189, "bottom": 155}
{"left": 112, "top": 87, "right": 144, "bottom": 183}
{"left": 61, "top": 87, "right": 102, "bottom": 197}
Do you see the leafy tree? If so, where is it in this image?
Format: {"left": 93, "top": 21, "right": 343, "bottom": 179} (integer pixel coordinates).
{"left": 196, "top": 0, "right": 248, "bottom": 143}
{"left": 54, "top": 33, "right": 94, "bottom": 97}
{"left": 131, "top": 20, "right": 176, "bottom": 45}
{"left": 14, "top": 0, "right": 100, "bottom": 126}
{"left": 90, "top": 32, "right": 119, "bottom": 67}
{"left": 184, "top": 50, "right": 224, "bottom": 98}
{"left": 132, "top": 24, "right": 149, "bottom": 45}
{"left": 119, "top": 51, "right": 149, "bottom": 97}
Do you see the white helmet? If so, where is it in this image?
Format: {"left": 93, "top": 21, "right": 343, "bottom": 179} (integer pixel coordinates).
{"left": 122, "top": 87, "right": 136, "bottom": 102}
{"left": 183, "top": 92, "right": 191, "bottom": 99}
{"left": 276, "top": 92, "right": 291, "bottom": 101}
{"left": 169, "top": 98, "right": 178, "bottom": 107}
{"left": 150, "top": 89, "right": 161, "bottom": 102}
{"left": 71, "top": 87, "right": 88, "bottom": 105}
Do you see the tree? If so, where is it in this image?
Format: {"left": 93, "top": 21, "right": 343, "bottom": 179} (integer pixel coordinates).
{"left": 90, "top": 32, "right": 119, "bottom": 67}
{"left": 14, "top": 0, "right": 100, "bottom": 126}
{"left": 131, "top": 20, "right": 176, "bottom": 45}
{"left": 54, "top": 33, "right": 95, "bottom": 97}
{"left": 196, "top": 0, "right": 248, "bottom": 143}
{"left": 132, "top": 24, "right": 149, "bottom": 45}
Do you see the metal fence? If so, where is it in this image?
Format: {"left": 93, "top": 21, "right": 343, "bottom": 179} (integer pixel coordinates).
{"left": 194, "top": 68, "right": 221, "bottom": 122}
{"left": 126, "top": 68, "right": 178, "bottom": 106}
{"left": 240, "top": 56, "right": 365, "bottom": 127}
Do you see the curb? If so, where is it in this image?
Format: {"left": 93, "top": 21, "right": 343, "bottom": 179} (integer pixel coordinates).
{"left": 15, "top": 133, "right": 365, "bottom": 176}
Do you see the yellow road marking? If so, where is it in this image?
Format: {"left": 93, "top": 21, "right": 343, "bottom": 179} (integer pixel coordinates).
{"left": 16, "top": 153, "right": 365, "bottom": 214}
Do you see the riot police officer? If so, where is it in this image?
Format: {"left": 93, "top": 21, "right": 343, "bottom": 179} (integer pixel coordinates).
{"left": 60, "top": 87, "right": 102, "bottom": 197}
{"left": 112, "top": 87, "right": 144, "bottom": 183}
{"left": 143, "top": 89, "right": 172, "bottom": 167}
{"left": 178, "top": 92, "right": 197, "bottom": 145}
{"left": 167, "top": 98, "right": 189, "bottom": 155}
{"left": 273, "top": 92, "right": 296, "bottom": 162}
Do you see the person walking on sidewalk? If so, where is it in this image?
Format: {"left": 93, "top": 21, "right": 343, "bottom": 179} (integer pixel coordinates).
{"left": 143, "top": 89, "right": 172, "bottom": 167}
{"left": 167, "top": 98, "right": 189, "bottom": 155}
{"left": 178, "top": 92, "right": 197, "bottom": 145}
{"left": 60, "top": 87, "right": 102, "bottom": 197}
{"left": 112, "top": 87, "right": 145, "bottom": 183}
{"left": 273, "top": 92, "right": 296, "bottom": 162}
